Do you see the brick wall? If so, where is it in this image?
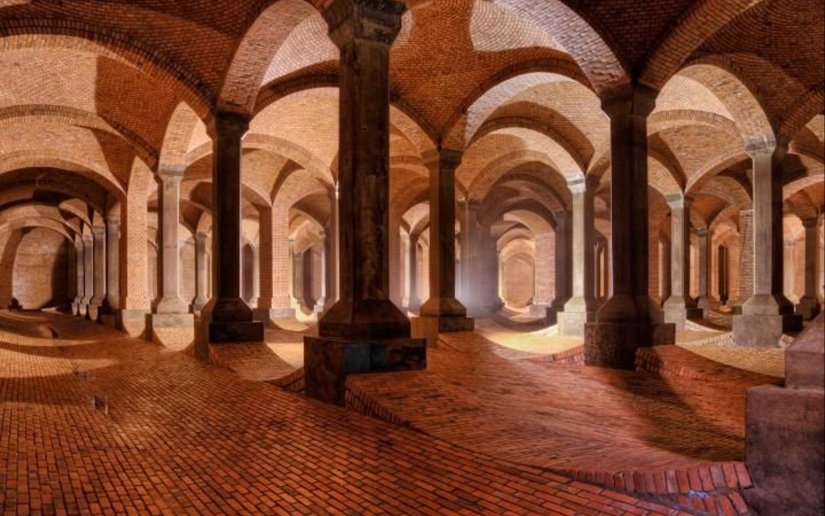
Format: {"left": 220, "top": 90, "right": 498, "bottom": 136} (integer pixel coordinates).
{"left": 503, "top": 255, "right": 534, "bottom": 308}
{"left": 11, "top": 228, "right": 70, "bottom": 309}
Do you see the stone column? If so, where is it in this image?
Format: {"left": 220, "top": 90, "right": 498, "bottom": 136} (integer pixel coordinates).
{"left": 733, "top": 140, "right": 802, "bottom": 346}
{"left": 731, "top": 209, "right": 754, "bottom": 312}
{"left": 99, "top": 214, "right": 120, "bottom": 326}
{"left": 413, "top": 148, "right": 474, "bottom": 346}
{"left": 400, "top": 233, "right": 411, "bottom": 308}
{"left": 88, "top": 225, "right": 107, "bottom": 321}
{"left": 250, "top": 243, "right": 260, "bottom": 309}
{"left": 696, "top": 228, "right": 713, "bottom": 313}
{"left": 150, "top": 169, "right": 194, "bottom": 344}
{"left": 585, "top": 86, "right": 674, "bottom": 369}
{"left": 594, "top": 242, "right": 603, "bottom": 300}
{"left": 531, "top": 233, "right": 554, "bottom": 318}
{"left": 305, "top": 0, "right": 425, "bottom": 405}
{"left": 549, "top": 211, "right": 573, "bottom": 322}
{"left": 193, "top": 231, "right": 209, "bottom": 311}
{"left": 660, "top": 237, "right": 672, "bottom": 302}
{"left": 81, "top": 232, "right": 94, "bottom": 317}
{"left": 663, "top": 195, "right": 701, "bottom": 330}
{"left": 559, "top": 175, "right": 598, "bottom": 336}
{"left": 784, "top": 241, "right": 796, "bottom": 302}
{"left": 198, "top": 112, "right": 263, "bottom": 355}
{"left": 71, "top": 237, "right": 84, "bottom": 316}
{"left": 292, "top": 247, "right": 305, "bottom": 308}
{"left": 315, "top": 235, "right": 328, "bottom": 313}
{"left": 796, "top": 218, "right": 821, "bottom": 319}
{"left": 718, "top": 244, "right": 729, "bottom": 305}
{"left": 408, "top": 234, "right": 421, "bottom": 311}
{"left": 324, "top": 184, "right": 339, "bottom": 311}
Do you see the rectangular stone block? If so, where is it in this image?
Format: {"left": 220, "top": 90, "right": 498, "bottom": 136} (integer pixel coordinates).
{"left": 744, "top": 384, "right": 824, "bottom": 516}
{"left": 118, "top": 309, "right": 147, "bottom": 338}
{"left": 785, "top": 313, "right": 824, "bottom": 390}
{"left": 304, "top": 336, "right": 426, "bottom": 405}
{"left": 411, "top": 315, "right": 474, "bottom": 348}
{"left": 557, "top": 310, "right": 595, "bottom": 337}
{"left": 733, "top": 313, "right": 803, "bottom": 347}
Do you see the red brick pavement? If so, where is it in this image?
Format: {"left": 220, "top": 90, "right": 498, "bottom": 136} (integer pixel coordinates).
{"left": 2, "top": 313, "right": 698, "bottom": 516}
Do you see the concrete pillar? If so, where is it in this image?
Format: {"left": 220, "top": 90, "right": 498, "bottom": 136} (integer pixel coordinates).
{"left": 198, "top": 112, "right": 263, "bottom": 355}
{"left": 585, "top": 86, "right": 674, "bottom": 369}
{"left": 149, "top": 169, "right": 194, "bottom": 344}
{"left": 193, "top": 231, "right": 209, "bottom": 311}
{"left": 81, "top": 232, "right": 94, "bottom": 317}
{"left": 315, "top": 235, "right": 328, "bottom": 313}
{"left": 664, "top": 195, "right": 701, "bottom": 329}
{"left": 292, "top": 247, "right": 305, "bottom": 308}
{"left": 559, "top": 176, "right": 599, "bottom": 335}
{"left": 718, "top": 244, "right": 729, "bottom": 305}
{"left": 401, "top": 233, "right": 411, "bottom": 308}
{"left": 733, "top": 140, "right": 802, "bottom": 346}
{"left": 660, "top": 237, "right": 672, "bottom": 302}
{"left": 100, "top": 214, "right": 120, "bottom": 326}
{"left": 305, "top": 0, "right": 424, "bottom": 405}
{"left": 408, "top": 234, "right": 421, "bottom": 311}
{"left": 784, "top": 241, "right": 796, "bottom": 302}
{"left": 324, "top": 184, "right": 339, "bottom": 311}
{"left": 796, "top": 218, "right": 821, "bottom": 319}
{"left": 696, "top": 228, "right": 713, "bottom": 313}
{"left": 250, "top": 243, "right": 260, "bottom": 309}
{"left": 71, "top": 237, "right": 84, "bottom": 316}
{"left": 413, "top": 148, "right": 473, "bottom": 345}
{"left": 548, "top": 210, "right": 572, "bottom": 322}
{"left": 88, "top": 225, "right": 107, "bottom": 321}
{"left": 153, "top": 170, "right": 188, "bottom": 314}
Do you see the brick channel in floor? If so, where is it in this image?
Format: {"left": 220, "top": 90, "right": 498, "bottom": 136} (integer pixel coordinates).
{"left": 2, "top": 312, "right": 708, "bottom": 516}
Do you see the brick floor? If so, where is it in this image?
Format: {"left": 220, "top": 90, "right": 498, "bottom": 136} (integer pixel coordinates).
{"left": 2, "top": 312, "right": 700, "bottom": 516}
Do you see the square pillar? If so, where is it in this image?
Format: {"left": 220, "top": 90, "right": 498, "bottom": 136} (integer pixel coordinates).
{"left": 796, "top": 217, "right": 821, "bottom": 319}
{"left": 304, "top": 0, "right": 424, "bottom": 405}
{"left": 663, "top": 195, "right": 702, "bottom": 329}
{"left": 585, "top": 86, "right": 674, "bottom": 369}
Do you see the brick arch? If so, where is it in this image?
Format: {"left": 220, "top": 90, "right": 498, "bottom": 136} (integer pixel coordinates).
{"left": 273, "top": 168, "right": 328, "bottom": 212}
{"left": 675, "top": 62, "right": 773, "bottom": 141}
{"left": 443, "top": 68, "right": 591, "bottom": 149}
{"left": 649, "top": 109, "right": 740, "bottom": 139}
{"left": 487, "top": 169, "right": 570, "bottom": 215}
{"left": 0, "top": 27, "right": 211, "bottom": 117}
{"left": 497, "top": 226, "right": 535, "bottom": 252}
{"left": 785, "top": 189, "right": 821, "bottom": 220}
{"left": 466, "top": 148, "right": 563, "bottom": 202}
{"left": 639, "top": 0, "right": 774, "bottom": 89}
{"left": 480, "top": 197, "right": 558, "bottom": 230}
{"left": 709, "top": 204, "right": 743, "bottom": 233}
{"left": 506, "top": 209, "right": 554, "bottom": 236}
{"left": 778, "top": 85, "right": 825, "bottom": 146}
{"left": 0, "top": 218, "right": 74, "bottom": 243}
{"left": 686, "top": 145, "right": 751, "bottom": 194}
{"left": 784, "top": 174, "right": 825, "bottom": 201}
{"left": 0, "top": 105, "right": 157, "bottom": 169}
{"left": 647, "top": 146, "right": 686, "bottom": 197}
{"left": 0, "top": 154, "right": 124, "bottom": 205}
{"left": 218, "top": 0, "right": 324, "bottom": 114}
{"left": 697, "top": 176, "right": 753, "bottom": 210}
{"left": 159, "top": 102, "right": 202, "bottom": 172}
{"left": 490, "top": 0, "right": 628, "bottom": 95}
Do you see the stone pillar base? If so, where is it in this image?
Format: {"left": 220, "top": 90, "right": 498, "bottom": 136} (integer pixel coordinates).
{"left": 117, "top": 309, "right": 148, "bottom": 337}
{"left": 411, "top": 315, "right": 474, "bottom": 347}
{"left": 304, "top": 336, "right": 426, "bottom": 405}
{"left": 99, "top": 313, "right": 118, "bottom": 328}
{"left": 529, "top": 304, "right": 549, "bottom": 318}
{"left": 796, "top": 298, "right": 821, "bottom": 320}
{"left": 663, "top": 306, "right": 704, "bottom": 330}
{"left": 557, "top": 310, "right": 596, "bottom": 337}
{"left": 732, "top": 313, "right": 803, "bottom": 347}
{"left": 147, "top": 313, "right": 195, "bottom": 351}
{"left": 584, "top": 321, "right": 675, "bottom": 370}
{"left": 745, "top": 385, "right": 824, "bottom": 516}
{"left": 71, "top": 302, "right": 82, "bottom": 316}
{"left": 87, "top": 303, "right": 104, "bottom": 322}
{"left": 254, "top": 308, "right": 296, "bottom": 327}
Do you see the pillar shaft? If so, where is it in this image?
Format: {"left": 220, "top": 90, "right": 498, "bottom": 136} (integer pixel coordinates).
{"left": 420, "top": 149, "right": 466, "bottom": 317}
{"left": 325, "top": 185, "right": 339, "bottom": 308}
{"left": 193, "top": 232, "right": 209, "bottom": 310}
{"left": 318, "top": 0, "right": 410, "bottom": 340}
{"left": 796, "top": 218, "right": 821, "bottom": 319}
{"left": 73, "top": 239, "right": 84, "bottom": 314}
{"left": 558, "top": 176, "right": 597, "bottom": 335}
{"left": 551, "top": 211, "right": 572, "bottom": 311}
{"left": 697, "top": 229, "right": 711, "bottom": 303}
{"left": 586, "top": 86, "right": 673, "bottom": 368}
{"left": 105, "top": 215, "right": 120, "bottom": 311}
{"left": 666, "top": 196, "right": 693, "bottom": 300}
{"left": 82, "top": 233, "right": 94, "bottom": 310}
{"left": 408, "top": 235, "right": 420, "bottom": 309}
{"left": 89, "top": 225, "right": 107, "bottom": 318}
{"left": 155, "top": 170, "right": 187, "bottom": 313}
{"left": 251, "top": 244, "right": 260, "bottom": 308}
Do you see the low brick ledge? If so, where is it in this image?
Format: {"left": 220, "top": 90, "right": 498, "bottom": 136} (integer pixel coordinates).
{"left": 635, "top": 345, "right": 781, "bottom": 384}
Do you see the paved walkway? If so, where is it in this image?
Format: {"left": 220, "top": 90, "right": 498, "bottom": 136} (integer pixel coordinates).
{"left": 2, "top": 311, "right": 701, "bottom": 516}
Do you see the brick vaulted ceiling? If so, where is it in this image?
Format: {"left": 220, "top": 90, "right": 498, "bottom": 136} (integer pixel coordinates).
{"left": 0, "top": 0, "right": 822, "bottom": 245}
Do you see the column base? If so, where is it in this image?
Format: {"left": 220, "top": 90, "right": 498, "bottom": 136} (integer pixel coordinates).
{"left": 411, "top": 315, "right": 474, "bottom": 347}
{"left": 557, "top": 310, "right": 596, "bottom": 337}
{"left": 732, "top": 313, "right": 803, "bottom": 347}
{"left": 584, "top": 321, "right": 675, "bottom": 370}
{"left": 529, "top": 304, "right": 550, "bottom": 318}
{"left": 744, "top": 384, "right": 824, "bottom": 516}
{"left": 147, "top": 313, "right": 195, "bottom": 351}
{"left": 87, "top": 302, "right": 104, "bottom": 322}
{"left": 663, "top": 305, "right": 704, "bottom": 330}
{"left": 304, "top": 335, "right": 426, "bottom": 405}
{"left": 71, "top": 301, "right": 83, "bottom": 316}
{"left": 796, "top": 297, "right": 821, "bottom": 320}
{"left": 118, "top": 309, "right": 148, "bottom": 337}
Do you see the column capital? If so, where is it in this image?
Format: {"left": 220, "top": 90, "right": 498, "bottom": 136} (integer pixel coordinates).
{"left": 600, "top": 83, "right": 658, "bottom": 119}
{"left": 566, "top": 174, "right": 598, "bottom": 194}
{"left": 801, "top": 217, "right": 818, "bottom": 229}
{"left": 156, "top": 166, "right": 185, "bottom": 180}
{"left": 423, "top": 147, "right": 463, "bottom": 173}
{"left": 207, "top": 110, "right": 250, "bottom": 140}
{"left": 106, "top": 214, "right": 121, "bottom": 226}
{"left": 665, "top": 194, "right": 692, "bottom": 210}
{"left": 696, "top": 228, "right": 709, "bottom": 237}
{"left": 323, "top": 0, "right": 406, "bottom": 48}
{"left": 744, "top": 135, "right": 777, "bottom": 158}
{"left": 92, "top": 225, "right": 106, "bottom": 237}
{"left": 82, "top": 232, "right": 94, "bottom": 243}
{"left": 196, "top": 231, "right": 209, "bottom": 241}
